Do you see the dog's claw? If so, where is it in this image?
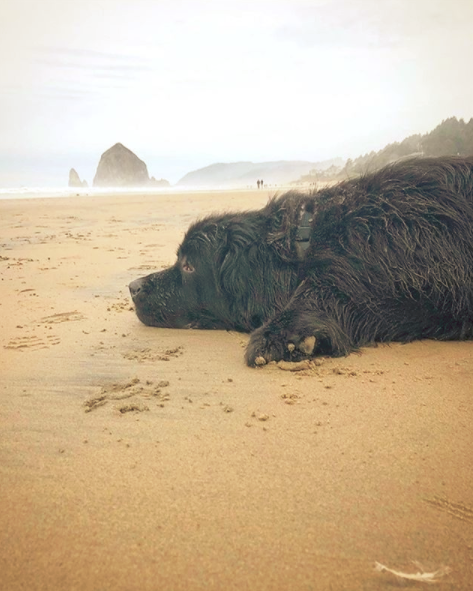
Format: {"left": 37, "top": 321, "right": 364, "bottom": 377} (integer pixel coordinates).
{"left": 299, "top": 336, "right": 316, "bottom": 355}
{"left": 287, "top": 343, "right": 295, "bottom": 352}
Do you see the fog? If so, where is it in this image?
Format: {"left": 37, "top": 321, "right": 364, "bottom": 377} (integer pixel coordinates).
{"left": 1, "top": 0, "right": 473, "bottom": 187}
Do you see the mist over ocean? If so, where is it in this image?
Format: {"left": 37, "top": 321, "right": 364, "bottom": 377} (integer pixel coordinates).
{"left": 0, "top": 185, "right": 239, "bottom": 200}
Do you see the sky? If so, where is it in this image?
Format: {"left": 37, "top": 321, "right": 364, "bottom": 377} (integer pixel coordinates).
{"left": 1, "top": 0, "right": 473, "bottom": 187}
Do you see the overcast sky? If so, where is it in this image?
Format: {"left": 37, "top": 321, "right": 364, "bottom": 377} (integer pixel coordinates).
{"left": 1, "top": 0, "right": 473, "bottom": 187}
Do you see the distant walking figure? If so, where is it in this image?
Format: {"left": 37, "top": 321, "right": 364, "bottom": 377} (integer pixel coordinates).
{"left": 257, "top": 180, "right": 261, "bottom": 189}
{"left": 261, "top": 179, "right": 264, "bottom": 188}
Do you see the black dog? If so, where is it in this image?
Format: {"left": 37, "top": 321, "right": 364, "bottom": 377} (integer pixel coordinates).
{"left": 129, "top": 156, "right": 473, "bottom": 366}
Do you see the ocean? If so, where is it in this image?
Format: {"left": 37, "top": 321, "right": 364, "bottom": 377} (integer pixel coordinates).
{"left": 0, "top": 185, "right": 184, "bottom": 200}
{"left": 0, "top": 185, "right": 255, "bottom": 200}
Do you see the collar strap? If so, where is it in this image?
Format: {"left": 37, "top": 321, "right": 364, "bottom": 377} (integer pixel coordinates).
{"left": 295, "top": 209, "right": 312, "bottom": 255}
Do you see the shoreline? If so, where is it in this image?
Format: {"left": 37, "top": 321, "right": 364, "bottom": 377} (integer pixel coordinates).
{"left": 0, "top": 184, "right": 300, "bottom": 201}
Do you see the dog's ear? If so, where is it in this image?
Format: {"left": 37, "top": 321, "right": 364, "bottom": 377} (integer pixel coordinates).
{"left": 218, "top": 222, "right": 260, "bottom": 298}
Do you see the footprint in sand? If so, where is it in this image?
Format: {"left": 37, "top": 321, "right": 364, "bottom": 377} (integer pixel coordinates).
{"left": 84, "top": 378, "right": 171, "bottom": 413}
{"left": 122, "top": 346, "right": 184, "bottom": 362}
{"left": 40, "top": 310, "right": 85, "bottom": 324}
{"left": 4, "top": 333, "right": 61, "bottom": 351}
{"left": 424, "top": 496, "right": 473, "bottom": 522}
{"left": 128, "top": 264, "right": 161, "bottom": 271}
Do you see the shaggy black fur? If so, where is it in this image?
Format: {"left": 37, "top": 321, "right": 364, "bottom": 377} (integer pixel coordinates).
{"left": 129, "top": 156, "right": 473, "bottom": 366}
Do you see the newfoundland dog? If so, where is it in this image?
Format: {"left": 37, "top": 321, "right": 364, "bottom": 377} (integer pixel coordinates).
{"left": 129, "top": 156, "right": 473, "bottom": 366}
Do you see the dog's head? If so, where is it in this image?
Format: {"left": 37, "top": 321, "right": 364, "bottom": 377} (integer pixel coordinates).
{"left": 129, "top": 213, "right": 279, "bottom": 331}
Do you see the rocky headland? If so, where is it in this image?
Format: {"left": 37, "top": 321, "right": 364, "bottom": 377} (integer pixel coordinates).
{"left": 68, "top": 168, "right": 88, "bottom": 188}
{"left": 176, "top": 158, "right": 344, "bottom": 188}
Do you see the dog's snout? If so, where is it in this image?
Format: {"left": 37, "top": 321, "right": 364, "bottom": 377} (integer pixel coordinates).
{"left": 129, "top": 277, "right": 144, "bottom": 298}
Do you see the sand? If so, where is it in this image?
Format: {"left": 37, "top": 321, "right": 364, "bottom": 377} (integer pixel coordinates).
{"left": 0, "top": 189, "right": 472, "bottom": 591}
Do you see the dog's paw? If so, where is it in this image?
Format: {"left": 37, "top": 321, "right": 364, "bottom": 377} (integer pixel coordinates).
{"left": 245, "top": 327, "right": 317, "bottom": 367}
{"left": 287, "top": 335, "right": 317, "bottom": 356}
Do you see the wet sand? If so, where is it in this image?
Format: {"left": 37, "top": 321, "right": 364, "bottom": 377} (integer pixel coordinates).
{"left": 0, "top": 189, "right": 472, "bottom": 590}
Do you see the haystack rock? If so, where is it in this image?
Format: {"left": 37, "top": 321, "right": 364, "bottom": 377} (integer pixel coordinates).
{"left": 68, "top": 168, "right": 87, "bottom": 188}
{"left": 93, "top": 143, "right": 150, "bottom": 187}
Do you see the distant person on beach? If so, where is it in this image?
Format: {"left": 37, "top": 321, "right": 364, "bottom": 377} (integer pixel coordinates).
{"left": 257, "top": 180, "right": 260, "bottom": 189}
{"left": 260, "top": 179, "right": 264, "bottom": 188}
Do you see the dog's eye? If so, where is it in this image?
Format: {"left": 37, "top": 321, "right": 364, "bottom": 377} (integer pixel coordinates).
{"left": 182, "top": 261, "right": 195, "bottom": 274}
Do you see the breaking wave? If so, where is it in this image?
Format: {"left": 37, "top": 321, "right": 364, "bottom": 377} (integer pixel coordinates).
{"left": 0, "top": 185, "right": 175, "bottom": 200}
{"left": 0, "top": 184, "right": 245, "bottom": 200}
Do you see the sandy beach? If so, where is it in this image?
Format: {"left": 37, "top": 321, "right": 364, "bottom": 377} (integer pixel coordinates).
{"left": 0, "top": 188, "right": 472, "bottom": 590}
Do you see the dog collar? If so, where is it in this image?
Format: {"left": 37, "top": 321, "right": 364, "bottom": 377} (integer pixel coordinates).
{"left": 295, "top": 209, "right": 312, "bottom": 257}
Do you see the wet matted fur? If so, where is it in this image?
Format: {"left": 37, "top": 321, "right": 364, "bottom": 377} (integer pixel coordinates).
{"left": 129, "top": 156, "right": 473, "bottom": 366}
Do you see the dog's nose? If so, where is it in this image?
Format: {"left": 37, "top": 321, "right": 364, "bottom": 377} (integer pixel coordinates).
{"left": 129, "top": 277, "right": 144, "bottom": 298}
